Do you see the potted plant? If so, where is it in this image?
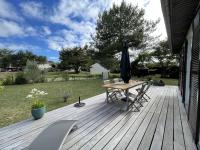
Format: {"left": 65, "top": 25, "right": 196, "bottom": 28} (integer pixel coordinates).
{"left": 26, "top": 88, "right": 48, "bottom": 120}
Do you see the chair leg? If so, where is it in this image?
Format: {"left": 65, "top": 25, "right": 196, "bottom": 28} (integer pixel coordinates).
{"left": 130, "top": 102, "right": 140, "bottom": 111}
{"left": 142, "top": 96, "right": 148, "bottom": 102}
{"left": 145, "top": 93, "right": 151, "bottom": 99}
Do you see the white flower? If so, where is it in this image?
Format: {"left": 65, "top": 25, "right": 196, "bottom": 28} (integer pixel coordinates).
{"left": 39, "top": 91, "right": 45, "bottom": 95}
{"left": 31, "top": 88, "right": 38, "bottom": 94}
{"left": 26, "top": 88, "right": 48, "bottom": 99}
{"left": 26, "top": 94, "right": 33, "bottom": 99}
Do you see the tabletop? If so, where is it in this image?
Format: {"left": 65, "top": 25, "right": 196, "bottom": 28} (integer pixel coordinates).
{"left": 102, "top": 80, "right": 144, "bottom": 90}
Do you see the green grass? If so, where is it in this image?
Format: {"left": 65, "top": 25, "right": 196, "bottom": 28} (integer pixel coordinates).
{"left": 0, "top": 79, "right": 105, "bottom": 127}
{"left": 0, "top": 72, "right": 15, "bottom": 80}
{"left": 134, "top": 74, "right": 178, "bottom": 86}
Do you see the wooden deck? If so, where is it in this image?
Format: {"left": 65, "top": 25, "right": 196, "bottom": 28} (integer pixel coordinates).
{"left": 0, "top": 86, "right": 197, "bottom": 150}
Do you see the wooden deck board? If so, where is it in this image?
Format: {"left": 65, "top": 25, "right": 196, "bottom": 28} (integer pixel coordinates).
{"left": 137, "top": 87, "right": 168, "bottom": 150}
{"left": 162, "top": 88, "right": 174, "bottom": 150}
{"left": 0, "top": 86, "right": 197, "bottom": 150}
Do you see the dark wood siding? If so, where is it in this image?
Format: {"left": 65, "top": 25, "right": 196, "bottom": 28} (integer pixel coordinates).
{"left": 188, "top": 15, "right": 200, "bottom": 142}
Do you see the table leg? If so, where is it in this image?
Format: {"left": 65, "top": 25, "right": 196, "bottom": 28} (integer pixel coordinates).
{"left": 106, "top": 88, "right": 108, "bottom": 103}
{"left": 126, "top": 89, "right": 129, "bottom": 111}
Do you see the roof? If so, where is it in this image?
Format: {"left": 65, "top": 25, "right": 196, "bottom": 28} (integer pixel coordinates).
{"left": 90, "top": 63, "right": 109, "bottom": 71}
{"left": 161, "top": 0, "right": 199, "bottom": 53}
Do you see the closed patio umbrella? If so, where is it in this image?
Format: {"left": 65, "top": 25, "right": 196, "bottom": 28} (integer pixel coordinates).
{"left": 120, "top": 41, "right": 131, "bottom": 83}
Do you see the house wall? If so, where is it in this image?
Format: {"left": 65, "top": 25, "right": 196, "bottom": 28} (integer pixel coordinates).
{"left": 180, "top": 8, "right": 200, "bottom": 146}
{"left": 184, "top": 25, "right": 193, "bottom": 114}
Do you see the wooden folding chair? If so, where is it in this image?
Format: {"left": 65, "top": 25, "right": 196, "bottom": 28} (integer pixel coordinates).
{"left": 103, "top": 80, "right": 120, "bottom": 102}
{"left": 128, "top": 83, "right": 146, "bottom": 111}
{"left": 136, "top": 81, "right": 151, "bottom": 101}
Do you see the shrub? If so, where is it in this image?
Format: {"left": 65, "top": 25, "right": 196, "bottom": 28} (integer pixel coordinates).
{"left": 109, "top": 74, "right": 120, "bottom": 79}
{"left": 152, "top": 80, "right": 165, "bottom": 86}
{"left": 24, "top": 60, "right": 43, "bottom": 83}
{"left": 3, "top": 75, "right": 14, "bottom": 85}
{"left": 15, "top": 72, "right": 27, "bottom": 84}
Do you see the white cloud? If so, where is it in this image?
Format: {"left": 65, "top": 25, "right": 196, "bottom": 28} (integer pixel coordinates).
{"left": 0, "top": 19, "right": 39, "bottom": 38}
{"left": 20, "top": 1, "right": 44, "bottom": 19}
{"left": 0, "top": 19, "right": 24, "bottom": 37}
{"left": 46, "top": 32, "right": 79, "bottom": 51}
{"left": 0, "top": 0, "right": 23, "bottom": 21}
{"left": 48, "top": 0, "right": 166, "bottom": 51}
{"left": 0, "top": 42, "right": 39, "bottom": 51}
{"left": 48, "top": 0, "right": 105, "bottom": 50}
{"left": 42, "top": 26, "right": 52, "bottom": 36}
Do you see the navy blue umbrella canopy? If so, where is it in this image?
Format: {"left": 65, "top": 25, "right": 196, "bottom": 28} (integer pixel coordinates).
{"left": 120, "top": 41, "right": 131, "bottom": 83}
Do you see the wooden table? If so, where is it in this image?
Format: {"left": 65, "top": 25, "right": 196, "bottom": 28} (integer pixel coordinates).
{"left": 102, "top": 80, "right": 144, "bottom": 111}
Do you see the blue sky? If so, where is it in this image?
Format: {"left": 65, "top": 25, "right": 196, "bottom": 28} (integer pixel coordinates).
{"left": 0, "top": 0, "right": 166, "bottom": 62}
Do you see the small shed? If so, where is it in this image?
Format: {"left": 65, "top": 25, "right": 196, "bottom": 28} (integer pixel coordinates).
{"left": 90, "top": 63, "right": 109, "bottom": 79}
{"left": 90, "top": 62, "right": 109, "bottom": 73}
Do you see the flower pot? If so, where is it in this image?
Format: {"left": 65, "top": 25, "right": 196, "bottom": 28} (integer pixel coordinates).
{"left": 31, "top": 106, "right": 46, "bottom": 120}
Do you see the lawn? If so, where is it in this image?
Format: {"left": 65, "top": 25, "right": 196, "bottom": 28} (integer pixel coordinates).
{"left": 0, "top": 79, "right": 105, "bottom": 127}
{"left": 134, "top": 74, "right": 178, "bottom": 86}
{"left": 0, "top": 72, "right": 178, "bottom": 128}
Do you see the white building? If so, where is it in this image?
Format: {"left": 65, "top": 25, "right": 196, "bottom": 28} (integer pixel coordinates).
{"left": 90, "top": 63, "right": 109, "bottom": 74}
{"left": 38, "top": 63, "right": 52, "bottom": 70}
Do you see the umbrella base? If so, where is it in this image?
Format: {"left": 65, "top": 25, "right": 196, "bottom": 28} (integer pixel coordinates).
{"left": 121, "top": 97, "right": 131, "bottom": 102}
{"left": 74, "top": 102, "right": 85, "bottom": 107}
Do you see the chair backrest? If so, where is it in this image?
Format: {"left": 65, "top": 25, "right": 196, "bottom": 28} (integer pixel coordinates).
{"left": 129, "top": 84, "right": 146, "bottom": 102}
{"left": 138, "top": 83, "right": 146, "bottom": 94}
{"left": 144, "top": 81, "right": 151, "bottom": 92}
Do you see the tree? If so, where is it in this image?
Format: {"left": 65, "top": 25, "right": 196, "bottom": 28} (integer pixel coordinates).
{"left": 152, "top": 40, "right": 178, "bottom": 77}
{"left": 59, "top": 47, "right": 88, "bottom": 73}
{"left": 0, "top": 49, "right": 14, "bottom": 68}
{"left": 0, "top": 49, "right": 47, "bottom": 69}
{"left": 93, "top": 1, "right": 158, "bottom": 69}
{"left": 131, "top": 52, "right": 152, "bottom": 76}
{"left": 35, "top": 56, "right": 47, "bottom": 64}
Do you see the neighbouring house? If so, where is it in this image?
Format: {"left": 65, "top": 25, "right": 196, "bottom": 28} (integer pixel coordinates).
{"left": 38, "top": 62, "right": 52, "bottom": 70}
{"left": 161, "top": 0, "right": 200, "bottom": 147}
{"left": 90, "top": 63, "right": 109, "bottom": 79}
{"left": 90, "top": 63, "right": 109, "bottom": 75}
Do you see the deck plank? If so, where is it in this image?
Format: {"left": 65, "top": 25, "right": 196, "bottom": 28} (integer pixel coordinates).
{"left": 91, "top": 89, "right": 159, "bottom": 150}
{"left": 177, "top": 89, "right": 197, "bottom": 150}
{"left": 79, "top": 87, "right": 157, "bottom": 150}
{"left": 137, "top": 87, "right": 168, "bottom": 150}
{"left": 150, "top": 89, "right": 169, "bottom": 150}
{"left": 0, "top": 103, "right": 115, "bottom": 149}
{"left": 162, "top": 88, "right": 174, "bottom": 150}
{"left": 125, "top": 88, "right": 166, "bottom": 150}
{"left": 0, "top": 86, "right": 197, "bottom": 150}
{"left": 173, "top": 88, "right": 185, "bottom": 150}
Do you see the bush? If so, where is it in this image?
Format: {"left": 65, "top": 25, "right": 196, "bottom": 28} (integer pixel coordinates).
{"left": 15, "top": 72, "right": 27, "bottom": 84}
{"left": 24, "top": 60, "right": 43, "bottom": 83}
{"left": 152, "top": 80, "right": 165, "bottom": 86}
{"left": 109, "top": 74, "right": 120, "bottom": 79}
{"left": 3, "top": 75, "right": 14, "bottom": 85}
